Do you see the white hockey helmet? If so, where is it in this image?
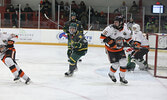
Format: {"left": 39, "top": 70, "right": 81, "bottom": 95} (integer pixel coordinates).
{"left": 132, "top": 24, "right": 140, "bottom": 32}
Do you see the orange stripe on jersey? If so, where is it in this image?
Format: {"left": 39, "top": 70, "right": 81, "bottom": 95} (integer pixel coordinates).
{"left": 120, "top": 68, "right": 126, "bottom": 72}
{"left": 105, "top": 45, "right": 123, "bottom": 52}
{"left": 8, "top": 48, "right": 16, "bottom": 51}
{"left": 11, "top": 68, "right": 17, "bottom": 73}
{"left": 8, "top": 41, "right": 14, "bottom": 45}
{"left": 2, "top": 55, "right": 7, "bottom": 63}
{"left": 100, "top": 35, "right": 107, "bottom": 39}
{"left": 110, "top": 68, "right": 116, "bottom": 73}
{"left": 126, "top": 38, "right": 132, "bottom": 42}
{"left": 19, "top": 72, "right": 25, "bottom": 77}
{"left": 141, "top": 45, "right": 149, "bottom": 48}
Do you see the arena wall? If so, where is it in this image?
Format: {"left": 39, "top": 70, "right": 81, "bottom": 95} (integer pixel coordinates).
{"left": 1, "top": 28, "right": 167, "bottom": 48}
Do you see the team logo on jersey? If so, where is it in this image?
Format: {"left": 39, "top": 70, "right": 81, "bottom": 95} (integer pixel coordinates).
{"left": 56, "top": 32, "right": 68, "bottom": 42}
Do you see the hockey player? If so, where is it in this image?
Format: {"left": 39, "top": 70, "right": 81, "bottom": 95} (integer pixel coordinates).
{"left": 127, "top": 24, "right": 149, "bottom": 70}
{"left": 127, "top": 17, "right": 135, "bottom": 31}
{"left": 0, "top": 32, "right": 31, "bottom": 84}
{"left": 100, "top": 16, "right": 132, "bottom": 84}
{"left": 63, "top": 12, "right": 83, "bottom": 34}
{"left": 64, "top": 23, "right": 88, "bottom": 77}
{"left": 63, "top": 11, "right": 84, "bottom": 63}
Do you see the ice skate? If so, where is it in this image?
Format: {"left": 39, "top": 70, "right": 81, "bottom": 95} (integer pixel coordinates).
{"left": 25, "top": 77, "right": 31, "bottom": 85}
{"left": 108, "top": 73, "right": 117, "bottom": 82}
{"left": 119, "top": 73, "right": 128, "bottom": 84}
{"left": 65, "top": 70, "right": 74, "bottom": 77}
{"left": 13, "top": 77, "right": 21, "bottom": 83}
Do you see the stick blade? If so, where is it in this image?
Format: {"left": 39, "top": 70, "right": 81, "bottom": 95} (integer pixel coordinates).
{"left": 44, "top": 13, "right": 49, "bottom": 19}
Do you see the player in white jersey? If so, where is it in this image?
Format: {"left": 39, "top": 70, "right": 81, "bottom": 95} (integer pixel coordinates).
{"left": 0, "top": 32, "right": 31, "bottom": 84}
{"left": 100, "top": 16, "right": 132, "bottom": 84}
{"left": 127, "top": 24, "right": 149, "bottom": 70}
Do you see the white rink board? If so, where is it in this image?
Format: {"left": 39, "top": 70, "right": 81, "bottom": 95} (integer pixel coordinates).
{"left": 1, "top": 28, "right": 167, "bottom": 48}
{"left": 0, "top": 28, "right": 103, "bottom": 45}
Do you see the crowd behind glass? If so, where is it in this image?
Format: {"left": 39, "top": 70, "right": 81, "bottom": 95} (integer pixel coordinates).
{"left": 0, "top": 0, "right": 167, "bottom": 33}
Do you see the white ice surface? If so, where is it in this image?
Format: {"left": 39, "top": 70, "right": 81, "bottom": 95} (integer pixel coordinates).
{"left": 0, "top": 44, "right": 167, "bottom": 100}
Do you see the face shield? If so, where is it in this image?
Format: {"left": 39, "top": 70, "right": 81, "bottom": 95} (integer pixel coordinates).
{"left": 69, "top": 26, "right": 77, "bottom": 34}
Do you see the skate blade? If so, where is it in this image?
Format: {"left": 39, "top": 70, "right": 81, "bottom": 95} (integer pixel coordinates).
{"left": 25, "top": 81, "right": 31, "bottom": 85}
{"left": 14, "top": 79, "right": 21, "bottom": 83}
{"left": 65, "top": 74, "right": 73, "bottom": 77}
{"left": 120, "top": 82, "right": 128, "bottom": 85}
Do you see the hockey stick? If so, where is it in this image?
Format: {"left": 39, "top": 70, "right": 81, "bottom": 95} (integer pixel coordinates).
{"left": 78, "top": 25, "right": 92, "bottom": 42}
{"left": 44, "top": 13, "right": 64, "bottom": 28}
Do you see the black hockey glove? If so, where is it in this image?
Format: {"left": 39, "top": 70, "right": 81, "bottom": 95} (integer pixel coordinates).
{"left": 103, "top": 37, "right": 116, "bottom": 47}
{"left": 129, "top": 40, "right": 135, "bottom": 48}
{"left": 67, "top": 49, "right": 72, "bottom": 58}
{"left": 129, "top": 40, "right": 141, "bottom": 50}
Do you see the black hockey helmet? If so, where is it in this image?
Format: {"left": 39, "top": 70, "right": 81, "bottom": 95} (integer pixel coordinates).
{"left": 71, "top": 12, "right": 76, "bottom": 17}
{"left": 113, "top": 16, "right": 124, "bottom": 30}
{"left": 71, "top": 12, "right": 77, "bottom": 21}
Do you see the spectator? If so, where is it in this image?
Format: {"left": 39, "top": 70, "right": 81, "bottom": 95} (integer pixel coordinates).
{"left": 146, "top": 18, "right": 154, "bottom": 33}
{"left": 24, "top": 3, "right": 33, "bottom": 21}
{"left": 5, "top": 4, "right": 17, "bottom": 27}
{"left": 113, "top": 1, "right": 126, "bottom": 16}
{"left": 80, "top": 11, "right": 88, "bottom": 29}
{"left": 89, "top": 6, "right": 95, "bottom": 24}
{"left": 153, "top": 19, "right": 159, "bottom": 33}
{"left": 92, "top": 11, "right": 100, "bottom": 30}
{"left": 24, "top": 3, "right": 33, "bottom": 12}
{"left": 119, "top": 1, "right": 126, "bottom": 16}
{"left": 127, "top": 17, "right": 135, "bottom": 30}
{"left": 78, "top": 1, "right": 86, "bottom": 15}
{"left": 60, "top": 1, "right": 64, "bottom": 12}
{"left": 163, "top": 17, "right": 167, "bottom": 31}
{"left": 64, "top": 2, "right": 70, "bottom": 17}
{"left": 40, "top": 0, "right": 51, "bottom": 17}
{"left": 6, "top": 4, "right": 15, "bottom": 12}
{"left": 15, "top": 4, "right": 22, "bottom": 12}
{"left": 99, "top": 11, "right": 107, "bottom": 30}
{"left": 4, "top": 9, "right": 11, "bottom": 27}
{"left": 71, "top": 1, "right": 78, "bottom": 14}
{"left": 55, "top": 0, "right": 58, "bottom": 12}
{"left": 129, "top": 1, "right": 139, "bottom": 14}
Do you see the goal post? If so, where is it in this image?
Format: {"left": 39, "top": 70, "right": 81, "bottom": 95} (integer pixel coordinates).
{"left": 146, "top": 33, "right": 167, "bottom": 79}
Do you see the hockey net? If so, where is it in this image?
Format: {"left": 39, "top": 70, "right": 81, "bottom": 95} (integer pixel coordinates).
{"left": 146, "top": 33, "right": 167, "bottom": 78}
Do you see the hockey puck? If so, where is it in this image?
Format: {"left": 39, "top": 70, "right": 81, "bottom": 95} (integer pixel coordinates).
{"left": 78, "top": 59, "right": 82, "bottom": 62}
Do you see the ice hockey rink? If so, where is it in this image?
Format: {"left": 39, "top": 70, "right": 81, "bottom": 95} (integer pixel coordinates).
{"left": 0, "top": 44, "right": 167, "bottom": 100}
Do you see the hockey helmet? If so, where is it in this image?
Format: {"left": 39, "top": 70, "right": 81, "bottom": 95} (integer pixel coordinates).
{"left": 71, "top": 12, "right": 77, "bottom": 21}
{"left": 113, "top": 16, "right": 124, "bottom": 30}
{"left": 71, "top": 12, "right": 76, "bottom": 17}
{"left": 69, "top": 23, "right": 77, "bottom": 34}
{"left": 132, "top": 24, "right": 140, "bottom": 32}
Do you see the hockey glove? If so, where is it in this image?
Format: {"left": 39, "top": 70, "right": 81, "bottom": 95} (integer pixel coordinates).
{"left": 129, "top": 40, "right": 135, "bottom": 47}
{"left": 67, "top": 49, "right": 72, "bottom": 58}
{"left": 73, "top": 42, "right": 82, "bottom": 48}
